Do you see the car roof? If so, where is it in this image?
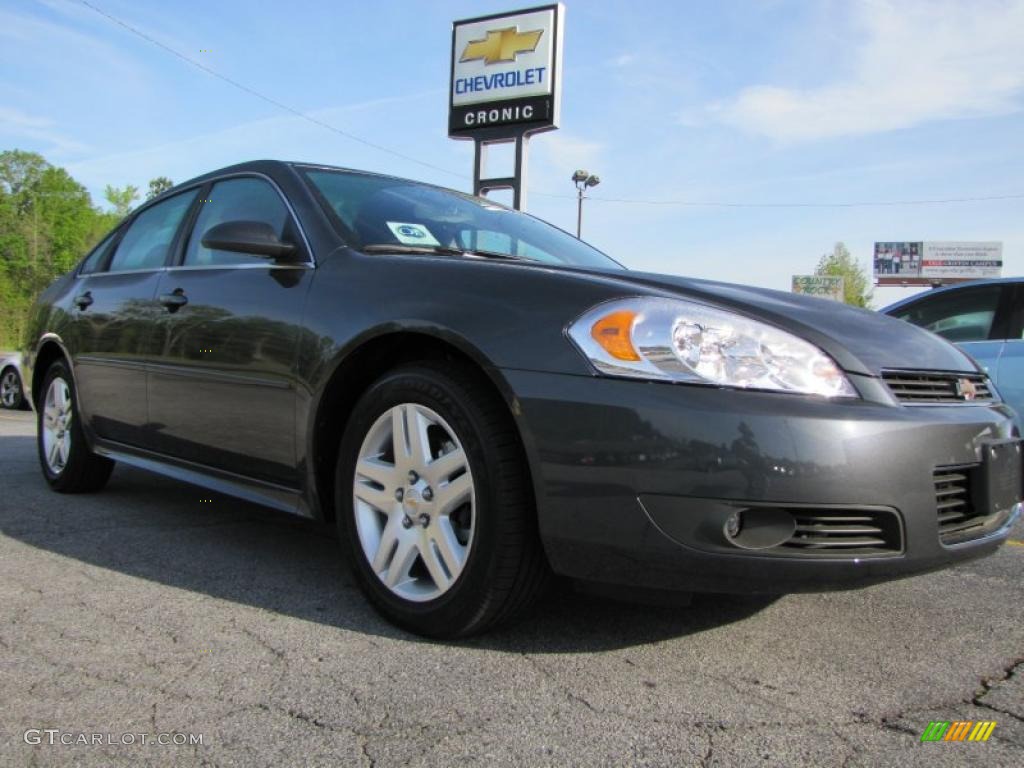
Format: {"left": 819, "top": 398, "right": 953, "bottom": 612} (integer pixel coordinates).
{"left": 171, "top": 159, "right": 462, "bottom": 199}
{"left": 880, "top": 277, "right": 1023, "bottom": 314}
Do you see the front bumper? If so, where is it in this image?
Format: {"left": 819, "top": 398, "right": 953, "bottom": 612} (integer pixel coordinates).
{"left": 505, "top": 369, "right": 1020, "bottom": 593}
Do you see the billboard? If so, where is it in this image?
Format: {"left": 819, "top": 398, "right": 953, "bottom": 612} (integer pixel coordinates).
{"left": 792, "top": 275, "right": 844, "bottom": 302}
{"left": 921, "top": 242, "right": 1003, "bottom": 280}
{"left": 449, "top": 5, "right": 563, "bottom": 136}
{"left": 874, "top": 241, "right": 1002, "bottom": 286}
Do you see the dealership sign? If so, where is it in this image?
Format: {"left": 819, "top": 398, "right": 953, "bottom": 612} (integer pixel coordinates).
{"left": 874, "top": 241, "right": 1002, "bottom": 285}
{"left": 792, "top": 275, "right": 844, "bottom": 302}
{"left": 449, "top": 5, "right": 564, "bottom": 136}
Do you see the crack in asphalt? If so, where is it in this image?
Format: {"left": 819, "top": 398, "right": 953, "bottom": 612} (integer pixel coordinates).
{"left": 971, "top": 657, "right": 1024, "bottom": 724}
{"left": 698, "top": 726, "right": 719, "bottom": 768}
{"left": 239, "top": 625, "right": 287, "bottom": 662}
{"left": 521, "top": 650, "right": 819, "bottom": 731}
{"left": 359, "top": 737, "right": 376, "bottom": 768}
{"left": 855, "top": 712, "right": 920, "bottom": 737}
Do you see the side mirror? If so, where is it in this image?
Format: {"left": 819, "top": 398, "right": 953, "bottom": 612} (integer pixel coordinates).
{"left": 201, "top": 220, "right": 297, "bottom": 259}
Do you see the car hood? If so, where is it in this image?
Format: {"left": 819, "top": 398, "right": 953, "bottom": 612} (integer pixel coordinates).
{"left": 589, "top": 269, "right": 978, "bottom": 377}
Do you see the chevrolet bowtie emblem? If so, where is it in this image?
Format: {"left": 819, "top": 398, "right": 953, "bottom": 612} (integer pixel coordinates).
{"left": 460, "top": 27, "right": 543, "bottom": 65}
{"left": 955, "top": 378, "right": 978, "bottom": 401}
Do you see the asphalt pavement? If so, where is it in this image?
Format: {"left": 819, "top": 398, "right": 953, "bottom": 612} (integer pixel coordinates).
{"left": 1, "top": 408, "right": 1022, "bottom": 767}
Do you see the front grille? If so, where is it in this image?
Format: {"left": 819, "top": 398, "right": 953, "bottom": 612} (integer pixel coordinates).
{"left": 934, "top": 465, "right": 1000, "bottom": 544}
{"left": 781, "top": 509, "right": 902, "bottom": 555}
{"left": 883, "top": 371, "right": 993, "bottom": 404}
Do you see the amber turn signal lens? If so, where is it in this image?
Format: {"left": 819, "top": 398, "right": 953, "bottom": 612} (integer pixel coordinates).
{"left": 590, "top": 310, "right": 640, "bottom": 361}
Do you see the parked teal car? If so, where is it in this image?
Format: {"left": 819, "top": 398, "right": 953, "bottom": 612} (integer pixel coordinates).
{"left": 883, "top": 279, "right": 1022, "bottom": 425}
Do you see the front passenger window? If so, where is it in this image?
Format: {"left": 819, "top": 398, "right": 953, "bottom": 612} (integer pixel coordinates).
{"left": 894, "top": 286, "right": 1002, "bottom": 342}
{"left": 185, "top": 178, "right": 293, "bottom": 267}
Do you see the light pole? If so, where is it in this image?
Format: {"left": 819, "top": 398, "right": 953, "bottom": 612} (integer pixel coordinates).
{"left": 572, "top": 169, "right": 600, "bottom": 239}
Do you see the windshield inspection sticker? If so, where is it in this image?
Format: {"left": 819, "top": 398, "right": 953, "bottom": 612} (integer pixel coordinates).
{"left": 386, "top": 222, "right": 441, "bottom": 246}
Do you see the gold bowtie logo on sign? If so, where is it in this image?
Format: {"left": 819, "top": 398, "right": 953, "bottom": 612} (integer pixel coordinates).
{"left": 460, "top": 27, "right": 543, "bottom": 65}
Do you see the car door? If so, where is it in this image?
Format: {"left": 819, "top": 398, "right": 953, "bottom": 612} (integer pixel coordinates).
{"left": 147, "top": 175, "right": 314, "bottom": 486}
{"left": 888, "top": 283, "right": 1008, "bottom": 379}
{"left": 69, "top": 189, "right": 199, "bottom": 446}
{"left": 993, "top": 283, "right": 1023, "bottom": 421}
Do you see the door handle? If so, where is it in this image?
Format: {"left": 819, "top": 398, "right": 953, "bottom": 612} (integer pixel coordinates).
{"left": 158, "top": 289, "right": 188, "bottom": 311}
{"left": 74, "top": 291, "right": 93, "bottom": 310}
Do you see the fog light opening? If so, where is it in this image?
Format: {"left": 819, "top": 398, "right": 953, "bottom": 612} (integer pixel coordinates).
{"left": 722, "top": 507, "right": 796, "bottom": 550}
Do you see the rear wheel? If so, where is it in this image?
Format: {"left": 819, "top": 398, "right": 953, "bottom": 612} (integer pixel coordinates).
{"left": 336, "top": 362, "right": 549, "bottom": 637}
{"left": 37, "top": 360, "right": 114, "bottom": 492}
{"left": 1, "top": 367, "right": 25, "bottom": 410}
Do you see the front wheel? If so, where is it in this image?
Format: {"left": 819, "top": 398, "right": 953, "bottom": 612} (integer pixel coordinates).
{"left": 336, "top": 362, "right": 549, "bottom": 637}
{"left": 37, "top": 360, "right": 114, "bottom": 492}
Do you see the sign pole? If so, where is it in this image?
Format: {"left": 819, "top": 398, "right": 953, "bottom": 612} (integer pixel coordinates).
{"left": 514, "top": 132, "right": 528, "bottom": 210}
{"left": 471, "top": 128, "right": 531, "bottom": 210}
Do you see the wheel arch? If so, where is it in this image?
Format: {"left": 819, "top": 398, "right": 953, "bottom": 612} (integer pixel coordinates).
{"left": 31, "top": 336, "right": 72, "bottom": 409}
{"left": 1, "top": 364, "right": 20, "bottom": 383}
{"left": 308, "top": 328, "right": 538, "bottom": 524}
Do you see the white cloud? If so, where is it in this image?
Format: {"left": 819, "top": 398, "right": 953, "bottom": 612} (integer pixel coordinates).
{"left": 31, "top": 0, "right": 196, "bottom": 58}
{"left": 0, "top": 108, "right": 51, "bottom": 131}
{"left": 0, "top": 7, "right": 144, "bottom": 83}
{"left": 709, "top": 0, "right": 1024, "bottom": 141}
{"left": 528, "top": 133, "right": 604, "bottom": 194}
{"left": 0, "top": 107, "right": 90, "bottom": 154}
{"left": 64, "top": 91, "right": 452, "bottom": 203}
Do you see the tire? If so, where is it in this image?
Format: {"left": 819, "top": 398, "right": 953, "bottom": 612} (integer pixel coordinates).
{"left": 336, "top": 361, "right": 550, "bottom": 638}
{"left": 1, "top": 366, "right": 25, "bottom": 410}
{"left": 37, "top": 359, "right": 114, "bottom": 493}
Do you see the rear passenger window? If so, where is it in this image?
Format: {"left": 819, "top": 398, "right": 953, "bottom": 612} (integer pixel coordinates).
{"left": 79, "top": 230, "right": 118, "bottom": 275}
{"left": 107, "top": 190, "right": 198, "bottom": 272}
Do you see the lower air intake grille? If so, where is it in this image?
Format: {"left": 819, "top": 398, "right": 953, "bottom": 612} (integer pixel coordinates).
{"left": 934, "top": 465, "right": 998, "bottom": 544}
{"left": 781, "top": 509, "right": 902, "bottom": 555}
{"left": 883, "top": 371, "right": 993, "bottom": 404}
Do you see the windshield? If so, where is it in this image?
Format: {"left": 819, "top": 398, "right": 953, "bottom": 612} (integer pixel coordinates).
{"left": 301, "top": 168, "right": 623, "bottom": 270}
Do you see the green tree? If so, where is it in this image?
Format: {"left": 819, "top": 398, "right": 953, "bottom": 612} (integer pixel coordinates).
{"left": 104, "top": 184, "right": 139, "bottom": 217}
{"left": 0, "top": 149, "right": 48, "bottom": 198}
{"left": 815, "top": 242, "right": 873, "bottom": 308}
{"left": 146, "top": 176, "right": 174, "bottom": 200}
{"left": 0, "top": 150, "right": 115, "bottom": 349}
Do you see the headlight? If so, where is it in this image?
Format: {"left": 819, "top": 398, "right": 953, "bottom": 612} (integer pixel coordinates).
{"left": 567, "top": 297, "right": 858, "bottom": 398}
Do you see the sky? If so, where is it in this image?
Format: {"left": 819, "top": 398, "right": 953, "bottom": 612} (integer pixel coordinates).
{"left": 2, "top": 0, "right": 1023, "bottom": 307}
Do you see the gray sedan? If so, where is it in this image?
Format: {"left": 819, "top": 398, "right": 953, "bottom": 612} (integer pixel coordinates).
{"left": 17, "top": 160, "right": 1024, "bottom": 636}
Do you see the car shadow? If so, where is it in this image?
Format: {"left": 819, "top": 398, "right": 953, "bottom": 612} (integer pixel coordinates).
{"left": 0, "top": 435, "right": 777, "bottom": 652}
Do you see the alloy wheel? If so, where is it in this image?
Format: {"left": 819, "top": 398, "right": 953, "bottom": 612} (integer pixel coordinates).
{"left": 1, "top": 370, "right": 21, "bottom": 408}
{"left": 41, "top": 377, "right": 72, "bottom": 474}
{"left": 353, "top": 402, "right": 475, "bottom": 602}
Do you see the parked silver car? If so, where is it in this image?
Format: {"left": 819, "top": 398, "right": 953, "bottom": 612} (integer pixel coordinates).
{"left": 1, "top": 352, "right": 30, "bottom": 410}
